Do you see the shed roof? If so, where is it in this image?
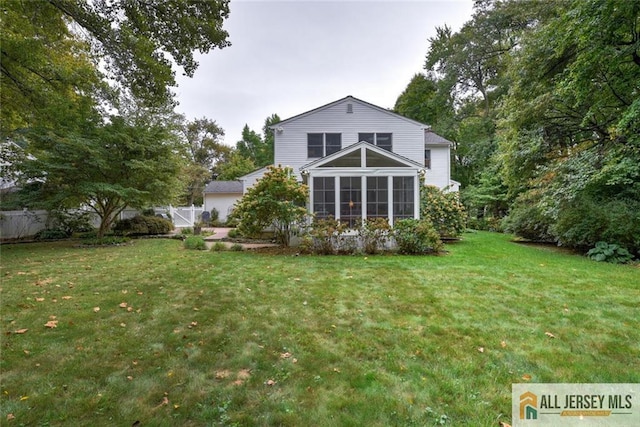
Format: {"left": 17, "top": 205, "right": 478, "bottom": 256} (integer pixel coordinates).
{"left": 203, "top": 180, "right": 243, "bottom": 194}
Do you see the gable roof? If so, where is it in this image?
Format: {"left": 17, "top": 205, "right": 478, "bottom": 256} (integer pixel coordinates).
{"left": 270, "top": 95, "right": 429, "bottom": 129}
{"left": 300, "top": 141, "right": 425, "bottom": 171}
{"left": 203, "top": 180, "right": 243, "bottom": 194}
{"left": 425, "top": 130, "right": 453, "bottom": 146}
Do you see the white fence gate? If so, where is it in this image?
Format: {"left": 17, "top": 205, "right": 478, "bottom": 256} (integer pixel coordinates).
{"left": 168, "top": 205, "right": 203, "bottom": 228}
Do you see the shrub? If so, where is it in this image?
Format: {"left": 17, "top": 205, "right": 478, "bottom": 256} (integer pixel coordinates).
{"left": 392, "top": 218, "right": 443, "bottom": 255}
{"left": 209, "top": 208, "right": 219, "bottom": 224}
{"left": 587, "top": 242, "right": 633, "bottom": 264}
{"left": 502, "top": 191, "right": 555, "bottom": 242}
{"left": 35, "top": 228, "right": 70, "bottom": 241}
{"left": 229, "top": 243, "right": 244, "bottom": 251}
{"left": 231, "top": 165, "right": 308, "bottom": 246}
{"left": 113, "top": 215, "right": 174, "bottom": 236}
{"left": 183, "top": 236, "right": 207, "bottom": 250}
{"left": 210, "top": 241, "right": 227, "bottom": 252}
{"left": 49, "top": 209, "right": 94, "bottom": 234}
{"left": 306, "top": 217, "right": 348, "bottom": 255}
{"left": 420, "top": 186, "right": 467, "bottom": 238}
{"left": 554, "top": 194, "right": 640, "bottom": 256}
{"left": 356, "top": 218, "right": 391, "bottom": 254}
{"left": 227, "top": 228, "right": 240, "bottom": 238}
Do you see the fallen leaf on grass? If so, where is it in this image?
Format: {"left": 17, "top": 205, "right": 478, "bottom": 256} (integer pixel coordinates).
{"left": 119, "top": 302, "right": 128, "bottom": 308}
{"left": 477, "top": 347, "right": 485, "bottom": 353}
{"left": 120, "top": 323, "right": 126, "bottom": 327}
{"left": 237, "top": 369, "right": 251, "bottom": 380}
{"left": 93, "top": 307, "right": 100, "bottom": 312}
{"left": 265, "top": 379, "right": 276, "bottom": 386}
{"left": 127, "top": 306, "right": 133, "bottom": 312}
{"left": 545, "top": 331, "right": 556, "bottom": 338}
{"left": 522, "top": 374, "right": 532, "bottom": 381}
{"left": 280, "top": 352, "right": 292, "bottom": 359}
{"left": 215, "top": 370, "right": 230, "bottom": 379}
{"left": 61, "top": 296, "right": 72, "bottom": 300}
{"left": 20, "top": 396, "right": 29, "bottom": 401}
{"left": 499, "top": 422, "right": 512, "bottom": 427}
{"left": 500, "top": 341, "right": 507, "bottom": 348}
{"left": 188, "top": 321, "right": 197, "bottom": 328}
{"left": 44, "top": 320, "right": 58, "bottom": 328}
{"left": 14, "top": 329, "right": 28, "bottom": 334}
{"left": 35, "top": 298, "right": 45, "bottom": 302}
{"left": 7, "top": 413, "right": 15, "bottom": 421}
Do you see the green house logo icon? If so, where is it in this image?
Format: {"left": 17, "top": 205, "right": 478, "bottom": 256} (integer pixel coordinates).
{"left": 520, "top": 391, "right": 538, "bottom": 420}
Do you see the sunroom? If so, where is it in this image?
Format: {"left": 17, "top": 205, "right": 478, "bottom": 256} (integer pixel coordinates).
{"left": 301, "top": 141, "right": 425, "bottom": 227}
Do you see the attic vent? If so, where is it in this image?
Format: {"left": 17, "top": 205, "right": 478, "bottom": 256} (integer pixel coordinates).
{"left": 346, "top": 103, "right": 353, "bottom": 113}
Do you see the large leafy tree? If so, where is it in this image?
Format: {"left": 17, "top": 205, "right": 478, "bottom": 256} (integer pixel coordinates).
{"left": 180, "top": 118, "right": 229, "bottom": 205}
{"left": 1, "top": 0, "right": 231, "bottom": 236}
{"left": 498, "top": 0, "right": 640, "bottom": 254}
{"left": 21, "top": 113, "right": 183, "bottom": 238}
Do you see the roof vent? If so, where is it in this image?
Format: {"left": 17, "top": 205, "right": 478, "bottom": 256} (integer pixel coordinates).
{"left": 346, "top": 103, "right": 353, "bottom": 114}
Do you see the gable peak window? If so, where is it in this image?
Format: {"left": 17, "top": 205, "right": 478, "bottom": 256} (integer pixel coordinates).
{"left": 308, "top": 133, "right": 342, "bottom": 158}
{"left": 359, "top": 132, "right": 392, "bottom": 152}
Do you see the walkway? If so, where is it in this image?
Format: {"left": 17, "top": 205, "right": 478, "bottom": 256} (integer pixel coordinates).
{"left": 202, "top": 227, "right": 278, "bottom": 250}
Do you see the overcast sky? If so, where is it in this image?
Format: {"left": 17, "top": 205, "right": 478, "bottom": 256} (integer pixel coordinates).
{"left": 173, "top": 0, "right": 474, "bottom": 146}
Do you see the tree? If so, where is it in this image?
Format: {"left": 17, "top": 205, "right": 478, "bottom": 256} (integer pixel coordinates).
{"left": 236, "top": 124, "right": 268, "bottom": 167}
{"left": 262, "top": 113, "right": 281, "bottom": 166}
{"left": 45, "top": 0, "right": 230, "bottom": 107}
{"left": 1, "top": 0, "right": 231, "bottom": 139}
{"left": 180, "top": 118, "right": 229, "bottom": 205}
{"left": 215, "top": 151, "right": 257, "bottom": 181}
{"left": 20, "top": 113, "right": 183, "bottom": 238}
{"left": 231, "top": 165, "right": 308, "bottom": 246}
{"left": 496, "top": 0, "right": 640, "bottom": 255}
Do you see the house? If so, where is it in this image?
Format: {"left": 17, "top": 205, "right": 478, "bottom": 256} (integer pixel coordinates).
{"left": 204, "top": 95, "right": 458, "bottom": 226}
{"left": 202, "top": 180, "right": 243, "bottom": 222}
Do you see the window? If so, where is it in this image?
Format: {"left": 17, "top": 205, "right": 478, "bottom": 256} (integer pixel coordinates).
{"left": 425, "top": 149, "right": 431, "bottom": 169}
{"left": 313, "top": 177, "right": 335, "bottom": 219}
{"left": 393, "top": 177, "right": 414, "bottom": 221}
{"left": 358, "top": 133, "right": 392, "bottom": 151}
{"left": 340, "top": 177, "right": 362, "bottom": 228}
{"left": 367, "top": 177, "right": 388, "bottom": 218}
{"left": 307, "top": 133, "right": 341, "bottom": 158}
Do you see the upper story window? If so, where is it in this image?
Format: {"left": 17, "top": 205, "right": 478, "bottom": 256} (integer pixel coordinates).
{"left": 308, "top": 133, "right": 341, "bottom": 158}
{"left": 425, "top": 149, "right": 431, "bottom": 169}
{"left": 359, "top": 133, "right": 392, "bottom": 152}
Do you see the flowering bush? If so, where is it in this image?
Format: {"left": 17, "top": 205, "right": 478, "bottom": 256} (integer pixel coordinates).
{"left": 230, "top": 165, "right": 308, "bottom": 246}
{"left": 356, "top": 218, "right": 391, "bottom": 254}
{"left": 420, "top": 186, "right": 467, "bottom": 238}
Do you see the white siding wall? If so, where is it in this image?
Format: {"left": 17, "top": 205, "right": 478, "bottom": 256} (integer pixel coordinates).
{"left": 240, "top": 167, "right": 268, "bottom": 193}
{"left": 424, "top": 145, "right": 451, "bottom": 188}
{"left": 274, "top": 98, "right": 425, "bottom": 180}
{"left": 203, "top": 193, "right": 242, "bottom": 222}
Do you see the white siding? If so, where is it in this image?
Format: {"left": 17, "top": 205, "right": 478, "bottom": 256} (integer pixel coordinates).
{"left": 424, "top": 145, "right": 451, "bottom": 189}
{"left": 203, "top": 193, "right": 242, "bottom": 222}
{"left": 274, "top": 98, "right": 425, "bottom": 180}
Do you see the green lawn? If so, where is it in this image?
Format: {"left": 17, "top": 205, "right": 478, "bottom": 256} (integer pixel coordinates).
{"left": 1, "top": 232, "right": 638, "bottom": 426}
